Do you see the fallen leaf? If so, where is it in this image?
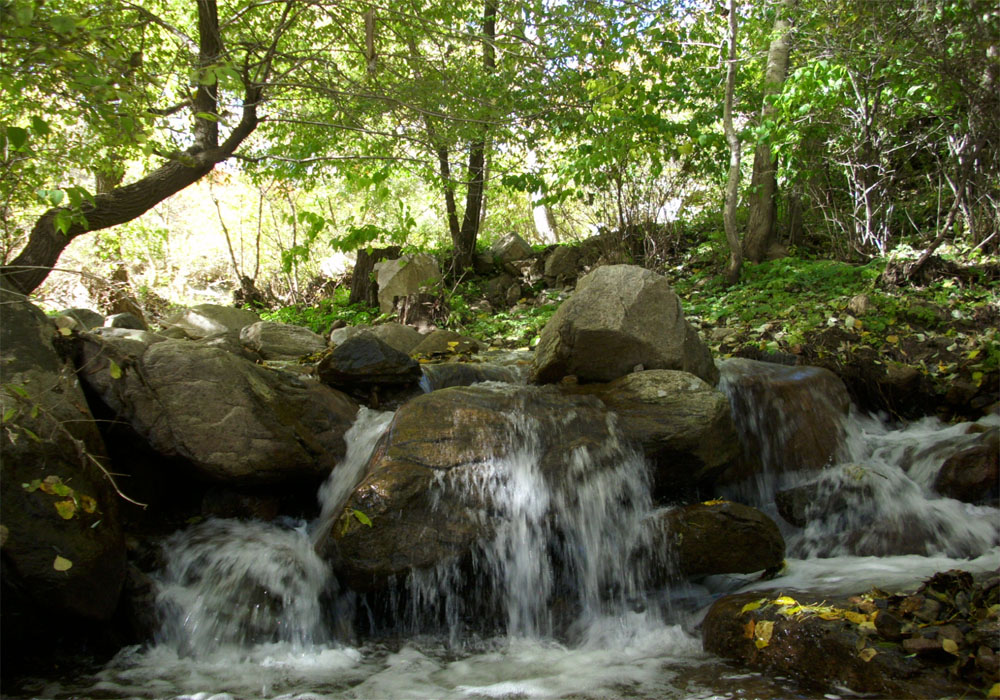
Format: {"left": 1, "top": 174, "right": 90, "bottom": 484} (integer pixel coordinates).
{"left": 754, "top": 620, "right": 774, "bottom": 649}
{"left": 859, "top": 647, "right": 877, "bottom": 662}
{"left": 53, "top": 555, "right": 73, "bottom": 571}
{"left": 773, "top": 595, "right": 798, "bottom": 606}
{"left": 743, "top": 619, "right": 756, "bottom": 639}
{"left": 109, "top": 359, "right": 122, "bottom": 379}
{"left": 988, "top": 682, "right": 1000, "bottom": 698}
{"left": 941, "top": 638, "right": 959, "bottom": 655}
{"left": 740, "top": 599, "right": 765, "bottom": 614}
{"left": 701, "top": 499, "right": 728, "bottom": 506}
{"left": 79, "top": 494, "right": 98, "bottom": 514}
{"left": 844, "top": 611, "right": 868, "bottom": 625}
{"left": 54, "top": 499, "right": 76, "bottom": 519}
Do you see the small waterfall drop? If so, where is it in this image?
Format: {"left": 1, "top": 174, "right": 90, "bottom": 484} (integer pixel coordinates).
{"left": 400, "top": 395, "right": 656, "bottom": 642}
{"left": 155, "top": 518, "right": 330, "bottom": 655}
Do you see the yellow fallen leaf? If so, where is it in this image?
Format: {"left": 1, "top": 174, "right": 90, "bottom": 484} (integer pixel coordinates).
{"left": 109, "top": 359, "right": 122, "bottom": 379}
{"left": 79, "top": 494, "right": 98, "bottom": 514}
{"left": 859, "top": 647, "right": 877, "bottom": 662}
{"left": 818, "top": 611, "right": 843, "bottom": 620}
{"left": 941, "top": 638, "right": 959, "bottom": 655}
{"left": 740, "top": 599, "right": 765, "bottom": 614}
{"left": 701, "top": 499, "right": 728, "bottom": 506}
{"left": 754, "top": 620, "right": 774, "bottom": 649}
{"left": 987, "top": 682, "right": 1000, "bottom": 698}
{"left": 886, "top": 335, "right": 899, "bottom": 344}
{"left": 54, "top": 499, "right": 76, "bottom": 519}
{"left": 53, "top": 555, "right": 73, "bottom": 571}
{"left": 773, "top": 595, "right": 798, "bottom": 606}
{"left": 844, "top": 611, "right": 868, "bottom": 625}
{"left": 858, "top": 620, "right": 877, "bottom": 632}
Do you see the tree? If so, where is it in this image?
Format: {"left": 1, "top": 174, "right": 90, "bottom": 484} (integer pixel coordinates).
{"left": 743, "top": 0, "right": 797, "bottom": 263}
{"left": 722, "top": 0, "right": 743, "bottom": 284}
{"left": 1, "top": 0, "right": 297, "bottom": 295}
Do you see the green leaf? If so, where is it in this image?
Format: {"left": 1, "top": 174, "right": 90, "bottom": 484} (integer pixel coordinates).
{"left": 53, "top": 555, "right": 73, "bottom": 571}
{"left": 50, "top": 15, "right": 77, "bottom": 34}
{"left": 22, "top": 479, "right": 42, "bottom": 492}
{"left": 8, "top": 385, "right": 29, "bottom": 399}
{"left": 352, "top": 509, "right": 373, "bottom": 527}
{"left": 3, "top": 408, "right": 17, "bottom": 423}
{"left": 30, "top": 116, "right": 50, "bottom": 136}
{"left": 108, "top": 360, "right": 122, "bottom": 379}
{"left": 12, "top": 2, "right": 33, "bottom": 25}
{"left": 53, "top": 210, "right": 73, "bottom": 234}
{"left": 6, "top": 127, "right": 28, "bottom": 150}
{"left": 194, "top": 112, "right": 219, "bottom": 122}
{"left": 21, "top": 427, "right": 41, "bottom": 442}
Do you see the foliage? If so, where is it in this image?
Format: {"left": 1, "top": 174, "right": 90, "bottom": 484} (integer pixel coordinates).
{"left": 258, "top": 288, "right": 382, "bottom": 334}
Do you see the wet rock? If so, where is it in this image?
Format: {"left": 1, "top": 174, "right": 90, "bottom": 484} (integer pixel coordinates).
{"left": 373, "top": 253, "right": 441, "bottom": 314}
{"left": 703, "top": 570, "right": 999, "bottom": 698}
{"left": 317, "top": 331, "right": 422, "bottom": 389}
{"left": 716, "top": 358, "right": 850, "bottom": 486}
{"left": 327, "top": 385, "right": 626, "bottom": 591}
{"left": 647, "top": 501, "right": 784, "bottom": 582}
{"left": 78, "top": 330, "right": 358, "bottom": 483}
{"left": 1, "top": 288, "right": 127, "bottom": 653}
{"left": 420, "top": 362, "right": 523, "bottom": 392}
{"left": 531, "top": 265, "right": 718, "bottom": 386}
{"left": 932, "top": 427, "right": 999, "bottom": 505}
{"left": 160, "top": 304, "right": 261, "bottom": 339}
{"left": 571, "top": 370, "right": 739, "bottom": 496}
{"left": 240, "top": 320, "right": 327, "bottom": 360}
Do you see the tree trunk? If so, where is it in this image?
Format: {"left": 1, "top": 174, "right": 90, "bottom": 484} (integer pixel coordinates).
{"left": 723, "top": 0, "right": 743, "bottom": 285}
{"left": 744, "top": 0, "right": 797, "bottom": 263}
{"left": 349, "top": 245, "right": 401, "bottom": 307}
{"left": 451, "top": 0, "right": 497, "bottom": 275}
{"left": 1, "top": 0, "right": 262, "bottom": 296}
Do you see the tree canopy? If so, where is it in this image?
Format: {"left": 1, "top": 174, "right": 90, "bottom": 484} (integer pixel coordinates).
{"left": 1, "top": 0, "right": 996, "bottom": 295}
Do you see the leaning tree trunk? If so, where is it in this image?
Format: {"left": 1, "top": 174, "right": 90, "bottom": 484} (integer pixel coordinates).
{"left": 743, "top": 0, "right": 797, "bottom": 263}
{"left": 722, "top": 0, "right": 743, "bottom": 285}
{"left": 0, "top": 0, "right": 264, "bottom": 296}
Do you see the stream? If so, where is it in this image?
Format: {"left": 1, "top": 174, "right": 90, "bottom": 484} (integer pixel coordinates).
{"left": 12, "top": 376, "right": 999, "bottom": 700}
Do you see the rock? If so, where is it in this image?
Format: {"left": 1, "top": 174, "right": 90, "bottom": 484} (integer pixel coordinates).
{"left": 160, "top": 304, "right": 261, "bottom": 339}
{"left": 373, "top": 253, "right": 441, "bottom": 314}
{"left": 240, "top": 321, "right": 327, "bottom": 360}
{"left": 197, "top": 330, "right": 262, "bottom": 362}
{"left": 331, "top": 323, "right": 425, "bottom": 355}
{"left": 933, "top": 428, "right": 999, "bottom": 504}
{"left": 411, "top": 329, "right": 481, "bottom": 358}
{"left": 647, "top": 501, "right": 784, "bottom": 582}
{"left": 55, "top": 307, "right": 105, "bottom": 330}
{"left": 327, "top": 384, "right": 631, "bottom": 591}
{"left": 491, "top": 232, "right": 534, "bottom": 264}
{"left": 716, "top": 358, "right": 850, "bottom": 486}
{"left": 419, "top": 362, "right": 524, "bottom": 392}
{"left": 77, "top": 331, "right": 358, "bottom": 483}
{"left": 318, "top": 331, "right": 422, "bottom": 388}
{"left": 530, "top": 265, "right": 718, "bottom": 386}
{"left": 703, "top": 570, "right": 1000, "bottom": 698}
{"left": 572, "top": 370, "right": 739, "bottom": 497}
{"left": 848, "top": 293, "right": 872, "bottom": 315}
{"left": 0, "top": 288, "right": 127, "bottom": 639}
{"left": 105, "top": 312, "right": 147, "bottom": 330}
{"left": 485, "top": 274, "right": 522, "bottom": 309}
{"left": 543, "top": 245, "right": 584, "bottom": 285}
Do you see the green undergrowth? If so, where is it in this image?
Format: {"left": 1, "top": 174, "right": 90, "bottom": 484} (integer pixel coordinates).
{"left": 669, "top": 256, "right": 1000, "bottom": 388}
{"left": 259, "top": 288, "right": 382, "bottom": 334}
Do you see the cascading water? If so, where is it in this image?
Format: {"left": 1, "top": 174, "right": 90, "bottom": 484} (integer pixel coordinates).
{"left": 34, "top": 368, "right": 999, "bottom": 700}
{"left": 398, "top": 402, "right": 655, "bottom": 642}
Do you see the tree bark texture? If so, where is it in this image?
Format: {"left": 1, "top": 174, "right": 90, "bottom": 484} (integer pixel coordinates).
{"left": 744, "top": 0, "right": 797, "bottom": 263}
{"left": 349, "top": 245, "right": 401, "bottom": 307}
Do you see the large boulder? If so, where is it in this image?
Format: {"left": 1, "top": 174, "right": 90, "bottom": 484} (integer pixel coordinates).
{"left": 55, "top": 307, "right": 105, "bottom": 330}
{"left": 410, "top": 329, "right": 481, "bottom": 358}
{"left": 716, "top": 358, "right": 850, "bottom": 487}
{"left": 646, "top": 501, "right": 784, "bottom": 582}
{"left": 326, "top": 384, "right": 635, "bottom": 592}
{"left": 373, "top": 254, "right": 441, "bottom": 314}
{"left": 331, "top": 323, "right": 425, "bottom": 355}
{"left": 240, "top": 320, "right": 327, "bottom": 360}
{"left": 0, "top": 288, "right": 127, "bottom": 647}
{"left": 530, "top": 265, "right": 718, "bottom": 386}
{"left": 77, "top": 331, "right": 358, "bottom": 483}
{"left": 317, "top": 331, "right": 422, "bottom": 389}
{"left": 574, "top": 370, "right": 739, "bottom": 497}
{"left": 159, "top": 303, "right": 260, "bottom": 339}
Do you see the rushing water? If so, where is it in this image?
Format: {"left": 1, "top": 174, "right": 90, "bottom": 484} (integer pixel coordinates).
{"left": 14, "top": 373, "right": 999, "bottom": 700}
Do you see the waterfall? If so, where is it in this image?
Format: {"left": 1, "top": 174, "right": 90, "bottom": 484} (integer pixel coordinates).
{"left": 400, "top": 398, "right": 656, "bottom": 642}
